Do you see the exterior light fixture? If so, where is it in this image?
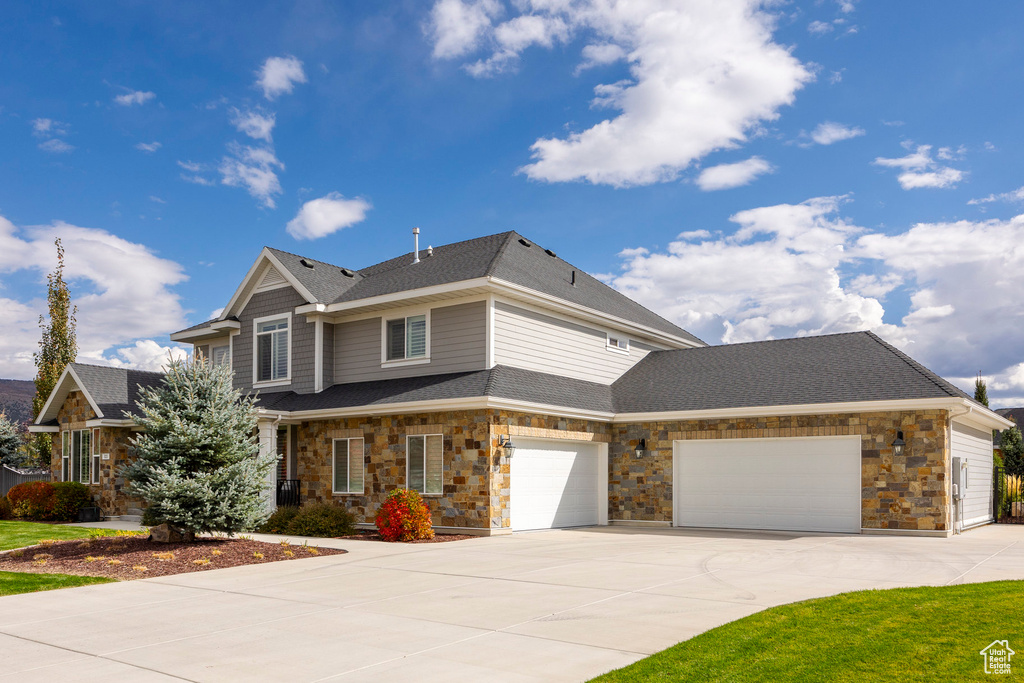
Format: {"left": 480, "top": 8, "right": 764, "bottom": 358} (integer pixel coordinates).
{"left": 634, "top": 438, "right": 648, "bottom": 459}
{"left": 892, "top": 430, "right": 905, "bottom": 457}
{"left": 498, "top": 434, "right": 516, "bottom": 457}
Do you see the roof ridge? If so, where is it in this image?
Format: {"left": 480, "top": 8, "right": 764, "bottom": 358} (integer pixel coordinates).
{"left": 72, "top": 362, "right": 163, "bottom": 376}
{"left": 482, "top": 231, "right": 519, "bottom": 278}
{"left": 644, "top": 330, "right": 871, "bottom": 355}
{"left": 862, "top": 331, "right": 965, "bottom": 399}
{"left": 265, "top": 246, "right": 346, "bottom": 270}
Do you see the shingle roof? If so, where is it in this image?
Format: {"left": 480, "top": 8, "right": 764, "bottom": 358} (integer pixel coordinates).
{"left": 256, "top": 365, "right": 615, "bottom": 415}
{"left": 255, "top": 232, "right": 701, "bottom": 343}
{"left": 265, "top": 247, "right": 364, "bottom": 305}
{"left": 611, "top": 331, "right": 974, "bottom": 414}
{"left": 70, "top": 363, "right": 165, "bottom": 419}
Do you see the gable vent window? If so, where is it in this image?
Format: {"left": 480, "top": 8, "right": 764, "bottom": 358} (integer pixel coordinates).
{"left": 607, "top": 335, "right": 629, "bottom": 353}
{"left": 256, "top": 317, "right": 289, "bottom": 382}
{"left": 386, "top": 314, "right": 427, "bottom": 361}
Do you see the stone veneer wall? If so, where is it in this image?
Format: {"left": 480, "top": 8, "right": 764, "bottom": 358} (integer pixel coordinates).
{"left": 611, "top": 410, "right": 950, "bottom": 532}
{"left": 293, "top": 409, "right": 613, "bottom": 531}
{"left": 52, "top": 391, "right": 144, "bottom": 516}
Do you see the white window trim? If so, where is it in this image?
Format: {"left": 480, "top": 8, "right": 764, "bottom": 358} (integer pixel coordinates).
{"left": 62, "top": 428, "right": 93, "bottom": 485}
{"left": 91, "top": 428, "right": 101, "bottom": 484}
{"left": 252, "top": 312, "right": 293, "bottom": 388}
{"left": 606, "top": 333, "right": 630, "bottom": 355}
{"left": 380, "top": 308, "right": 431, "bottom": 367}
{"left": 332, "top": 437, "right": 365, "bottom": 495}
{"left": 61, "top": 430, "right": 68, "bottom": 482}
{"left": 405, "top": 433, "right": 444, "bottom": 497}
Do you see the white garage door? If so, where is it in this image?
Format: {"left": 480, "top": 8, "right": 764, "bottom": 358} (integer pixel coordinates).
{"left": 952, "top": 422, "right": 994, "bottom": 529}
{"left": 673, "top": 436, "right": 862, "bottom": 533}
{"left": 510, "top": 438, "right": 604, "bottom": 531}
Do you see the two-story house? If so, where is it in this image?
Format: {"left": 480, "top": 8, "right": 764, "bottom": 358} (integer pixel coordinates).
{"left": 31, "top": 231, "right": 1011, "bottom": 536}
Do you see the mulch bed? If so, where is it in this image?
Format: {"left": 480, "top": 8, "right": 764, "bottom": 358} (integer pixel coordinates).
{"left": 0, "top": 536, "right": 346, "bottom": 580}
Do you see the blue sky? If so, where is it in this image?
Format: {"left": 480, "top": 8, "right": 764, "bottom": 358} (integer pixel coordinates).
{"left": 2, "top": 1, "right": 1024, "bottom": 406}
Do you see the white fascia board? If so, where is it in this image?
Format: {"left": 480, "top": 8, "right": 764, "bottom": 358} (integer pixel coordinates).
{"left": 221, "top": 248, "right": 319, "bottom": 320}
{"left": 210, "top": 320, "right": 241, "bottom": 331}
{"left": 169, "top": 327, "right": 217, "bottom": 342}
{"left": 950, "top": 401, "right": 1014, "bottom": 430}
{"left": 256, "top": 396, "right": 613, "bottom": 423}
{"left": 295, "top": 278, "right": 493, "bottom": 316}
{"left": 35, "top": 366, "right": 105, "bottom": 423}
{"left": 610, "top": 397, "right": 989, "bottom": 424}
{"left": 85, "top": 418, "right": 136, "bottom": 428}
{"left": 27, "top": 424, "right": 60, "bottom": 433}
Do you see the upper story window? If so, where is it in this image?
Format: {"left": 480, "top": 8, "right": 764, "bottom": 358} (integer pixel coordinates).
{"left": 386, "top": 314, "right": 427, "bottom": 362}
{"left": 211, "top": 345, "right": 230, "bottom": 368}
{"left": 255, "top": 315, "right": 290, "bottom": 384}
{"left": 607, "top": 334, "right": 629, "bottom": 353}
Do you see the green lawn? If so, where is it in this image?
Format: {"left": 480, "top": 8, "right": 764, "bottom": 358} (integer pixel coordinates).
{"left": 0, "top": 520, "right": 122, "bottom": 551}
{"left": 0, "top": 570, "right": 114, "bottom": 597}
{"left": 593, "top": 581, "right": 1024, "bottom": 682}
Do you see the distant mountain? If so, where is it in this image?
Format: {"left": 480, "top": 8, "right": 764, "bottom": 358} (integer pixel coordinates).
{"left": 997, "top": 407, "right": 1024, "bottom": 427}
{"left": 0, "top": 379, "right": 35, "bottom": 426}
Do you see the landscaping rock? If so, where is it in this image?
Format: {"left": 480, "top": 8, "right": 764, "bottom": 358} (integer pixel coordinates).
{"left": 149, "top": 523, "right": 195, "bottom": 543}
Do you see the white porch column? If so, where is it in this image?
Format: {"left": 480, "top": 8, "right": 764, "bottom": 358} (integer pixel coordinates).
{"left": 258, "top": 419, "right": 278, "bottom": 514}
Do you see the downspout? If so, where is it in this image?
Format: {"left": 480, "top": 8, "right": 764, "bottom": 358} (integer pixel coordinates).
{"left": 947, "top": 403, "right": 973, "bottom": 535}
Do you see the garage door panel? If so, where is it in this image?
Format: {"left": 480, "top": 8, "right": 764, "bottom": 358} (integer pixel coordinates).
{"left": 674, "top": 436, "right": 861, "bottom": 533}
{"left": 511, "top": 439, "right": 602, "bottom": 531}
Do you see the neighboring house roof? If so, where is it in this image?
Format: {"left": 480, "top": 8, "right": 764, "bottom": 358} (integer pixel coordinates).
{"left": 997, "top": 407, "right": 1024, "bottom": 426}
{"left": 174, "top": 231, "right": 703, "bottom": 344}
{"left": 258, "top": 365, "right": 615, "bottom": 415}
{"left": 34, "top": 363, "right": 165, "bottom": 424}
{"left": 611, "top": 331, "right": 976, "bottom": 414}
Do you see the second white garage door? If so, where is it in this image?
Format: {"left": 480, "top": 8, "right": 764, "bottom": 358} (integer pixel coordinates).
{"left": 510, "top": 438, "right": 606, "bottom": 531}
{"left": 673, "top": 436, "right": 862, "bottom": 533}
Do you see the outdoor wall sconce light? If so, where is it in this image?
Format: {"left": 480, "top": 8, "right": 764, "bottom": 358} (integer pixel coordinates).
{"left": 498, "top": 434, "right": 517, "bottom": 457}
{"left": 892, "top": 430, "right": 905, "bottom": 457}
{"left": 634, "top": 438, "right": 648, "bottom": 459}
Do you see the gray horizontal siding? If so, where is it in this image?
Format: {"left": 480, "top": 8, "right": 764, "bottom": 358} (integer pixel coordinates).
{"left": 492, "top": 301, "right": 655, "bottom": 384}
{"left": 233, "top": 287, "right": 316, "bottom": 394}
{"left": 333, "top": 301, "right": 486, "bottom": 384}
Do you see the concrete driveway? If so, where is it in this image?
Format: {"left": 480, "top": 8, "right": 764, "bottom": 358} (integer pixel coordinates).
{"left": 2, "top": 524, "right": 1023, "bottom": 682}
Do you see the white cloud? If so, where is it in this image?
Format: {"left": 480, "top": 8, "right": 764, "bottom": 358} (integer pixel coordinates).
{"left": 286, "top": 192, "right": 372, "bottom": 240}
{"left": 31, "top": 118, "right": 68, "bottom": 137}
{"left": 808, "top": 20, "right": 833, "bottom": 34}
{"left": 177, "top": 160, "right": 215, "bottom": 186}
{"left": 696, "top": 157, "right": 774, "bottom": 191}
{"left": 0, "top": 214, "right": 189, "bottom": 379}
{"left": 429, "top": 0, "right": 813, "bottom": 187}
{"left": 134, "top": 141, "right": 162, "bottom": 153}
{"left": 256, "top": 56, "right": 307, "bottom": 100}
{"left": 809, "top": 121, "right": 865, "bottom": 145}
{"left": 230, "top": 108, "right": 275, "bottom": 142}
{"left": 114, "top": 89, "right": 156, "bottom": 106}
{"left": 38, "top": 139, "right": 74, "bottom": 153}
{"left": 873, "top": 144, "right": 965, "bottom": 190}
{"left": 105, "top": 340, "right": 189, "bottom": 372}
{"left": 219, "top": 143, "right": 284, "bottom": 208}
{"left": 969, "top": 186, "right": 1024, "bottom": 205}
{"left": 576, "top": 43, "right": 627, "bottom": 74}
{"left": 427, "top": 0, "right": 501, "bottom": 59}
{"left": 605, "top": 198, "right": 1024, "bottom": 404}
{"left": 149, "top": 196, "right": 166, "bottom": 204}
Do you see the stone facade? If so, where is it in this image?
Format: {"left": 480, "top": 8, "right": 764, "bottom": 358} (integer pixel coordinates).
{"left": 609, "top": 410, "right": 951, "bottom": 532}
{"left": 51, "top": 391, "right": 144, "bottom": 517}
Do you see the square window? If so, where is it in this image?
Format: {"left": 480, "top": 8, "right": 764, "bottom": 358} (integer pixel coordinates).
{"left": 386, "top": 315, "right": 427, "bottom": 361}
{"left": 212, "top": 345, "right": 230, "bottom": 368}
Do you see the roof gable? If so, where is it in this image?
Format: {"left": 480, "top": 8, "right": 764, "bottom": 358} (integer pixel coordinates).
{"left": 35, "top": 363, "right": 165, "bottom": 424}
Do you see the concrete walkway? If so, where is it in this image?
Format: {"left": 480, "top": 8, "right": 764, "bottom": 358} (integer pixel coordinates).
{"left": 2, "top": 524, "right": 1023, "bottom": 682}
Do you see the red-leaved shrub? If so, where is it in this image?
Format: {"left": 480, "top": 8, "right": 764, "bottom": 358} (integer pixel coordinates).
{"left": 51, "top": 482, "right": 93, "bottom": 521}
{"left": 7, "top": 481, "right": 56, "bottom": 520}
{"left": 374, "top": 489, "right": 435, "bottom": 542}
{"left": 0, "top": 495, "right": 12, "bottom": 520}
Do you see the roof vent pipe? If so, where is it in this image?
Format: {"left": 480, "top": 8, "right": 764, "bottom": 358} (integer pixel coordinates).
{"left": 427, "top": 245, "right": 433, "bottom": 257}
{"left": 412, "top": 227, "right": 420, "bottom": 264}
{"left": 571, "top": 270, "right": 576, "bottom": 286}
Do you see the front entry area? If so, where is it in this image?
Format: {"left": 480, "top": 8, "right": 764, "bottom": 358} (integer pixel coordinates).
{"left": 509, "top": 438, "right": 608, "bottom": 531}
{"left": 673, "top": 436, "right": 862, "bottom": 533}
